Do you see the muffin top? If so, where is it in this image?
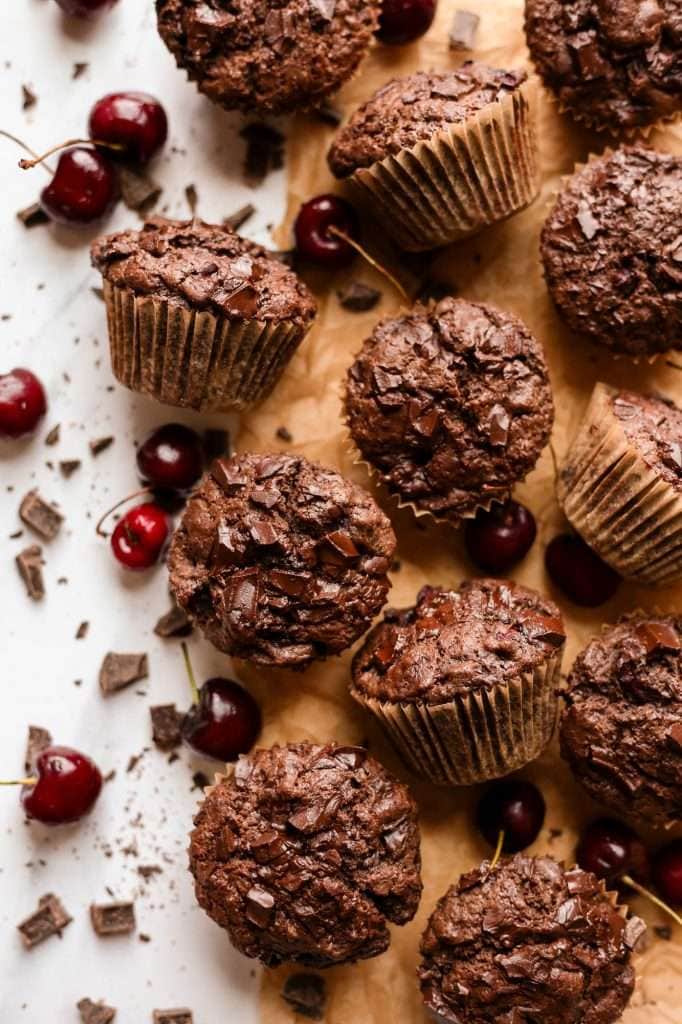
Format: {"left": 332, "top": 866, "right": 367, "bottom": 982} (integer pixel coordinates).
{"left": 328, "top": 64, "right": 528, "bottom": 178}
{"left": 541, "top": 146, "right": 682, "bottom": 356}
{"left": 525, "top": 0, "right": 682, "bottom": 132}
{"left": 611, "top": 389, "right": 682, "bottom": 492}
{"left": 189, "top": 742, "right": 422, "bottom": 968}
{"left": 561, "top": 614, "right": 682, "bottom": 827}
{"left": 156, "top": 0, "right": 380, "bottom": 116}
{"left": 351, "top": 578, "right": 565, "bottom": 705}
{"left": 168, "top": 452, "right": 396, "bottom": 668}
{"left": 91, "top": 217, "right": 317, "bottom": 326}
{"left": 344, "top": 298, "right": 554, "bottom": 523}
{"left": 419, "top": 854, "right": 644, "bottom": 1024}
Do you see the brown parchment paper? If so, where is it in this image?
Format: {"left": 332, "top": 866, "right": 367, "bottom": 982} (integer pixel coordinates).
{"left": 231, "top": 2, "right": 682, "bottom": 1020}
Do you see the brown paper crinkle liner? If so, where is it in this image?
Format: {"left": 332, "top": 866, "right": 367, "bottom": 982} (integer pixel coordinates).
{"left": 347, "top": 78, "right": 539, "bottom": 253}
{"left": 557, "top": 382, "right": 682, "bottom": 587}
{"left": 350, "top": 647, "right": 563, "bottom": 787}
{"left": 104, "top": 282, "right": 307, "bottom": 412}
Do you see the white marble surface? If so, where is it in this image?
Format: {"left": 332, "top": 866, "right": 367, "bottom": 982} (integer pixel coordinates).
{"left": 1, "top": 2, "right": 286, "bottom": 1019}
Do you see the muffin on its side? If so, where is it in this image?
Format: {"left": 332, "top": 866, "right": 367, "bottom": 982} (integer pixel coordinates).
{"left": 420, "top": 855, "right": 645, "bottom": 1024}
{"left": 344, "top": 297, "right": 554, "bottom": 525}
{"left": 525, "top": 0, "right": 682, "bottom": 133}
{"left": 328, "top": 63, "right": 539, "bottom": 251}
{"left": 558, "top": 382, "right": 682, "bottom": 586}
{"left": 156, "top": 0, "right": 381, "bottom": 116}
{"left": 168, "top": 452, "right": 396, "bottom": 669}
{"left": 351, "top": 578, "right": 566, "bottom": 785}
{"left": 541, "top": 146, "right": 682, "bottom": 358}
{"left": 91, "top": 217, "right": 316, "bottom": 412}
{"left": 561, "top": 614, "right": 682, "bottom": 829}
{"left": 189, "top": 742, "right": 422, "bottom": 967}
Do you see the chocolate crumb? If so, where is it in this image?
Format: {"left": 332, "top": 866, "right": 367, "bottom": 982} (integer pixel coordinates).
{"left": 655, "top": 925, "right": 673, "bottom": 940}
{"left": 152, "top": 1011, "right": 193, "bottom": 1024}
{"left": 90, "top": 902, "right": 136, "bottom": 937}
{"left": 18, "top": 893, "right": 72, "bottom": 948}
{"left": 60, "top": 459, "right": 81, "bottom": 478}
{"left": 25, "top": 725, "right": 52, "bottom": 773}
{"left": 44, "top": 424, "right": 60, "bottom": 446}
{"left": 91, "top": 287, "right": 105, "bottom": 302}
{"left": 99, "top": 652, "right": 149, "bottom": 695}
{"left": 150, "top": 704, "right": 183, "bottom": 750}
{"left": 22, "top": 84, "right": 37, "bottom": 110}
{"left": 223, "top": 203, "right": 256, "bottom": 231}
{"left": 337, "top": 282, "right": 381, "bottom": 312}
{"left": 72, "top": 62, "right": 89, "bottom": 80}
{"left": 16, "top": 545, "right": 45, "bottom": 600}
{"left": 241, "top": 122, "right": 285, "bottom": 183}
{"left": 282, "top": 973, "right": 327, "bottom": 1020}
{"left": 191, "top": 771, "right": 209, "bottom": 791}
{"left": 276, "top": 426, "right": 293, "bottom": 442}
{"left": 89, "top": 436, "right": 114, "bottom": 457}
{"left": 76, "top": 621, "right": 89, "bottom": 640}
{"left": 77, "top": 998, "right": 116, "bottom": 1024}
{"left": 185, "top": 184, "right": 198, "bottom": 215}
{"left": 119, "top": 165, "right": 162, "bottom": 215}
{"left": 19, "top": 490, "right": 63, "bottom": 541}
{"left": 9, "top": 529, "right": 23, "bottom": 539}
{"left": 139, "top": 932, "right": 151, "bottom": 942}
{"left": 449, "top": 9, "right": 480, "bottom": 50}
{"left": 154, "top": 604, "right": 193, "bottom": 638}
{"left": 137, "top": 865, "right": 163, "bottom": 881}
{"left": 17, "top": 202, "right": 49, "bottom": 228}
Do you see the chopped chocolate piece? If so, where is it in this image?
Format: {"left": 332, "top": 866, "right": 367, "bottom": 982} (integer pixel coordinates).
{"left": 241, "top": 122, "right": 285, "bottom": 182}
{"left": 282, "top": 973, "right": 327, "bottom": 1020}
{"left": 137, "top": 864, "right": 162, "bottom": 881}
{"left": 44, "top": 424, "right": 60, "bottom": 446}
{"left": 19, "top": 490, "right": 63, "bottom": 541}
{"left": 118, "top": 165, "right": 162, "bottom": 214}
{"left": 60, "top": 459, "right": 81, "bottom": 478}
{"left": 22, "top": 84, "right": 37, "bottom": 109}
{"left": 99, "top": 652, "right": 149, "bottom": 695}
{"left": 89, "top": 436, "right": 114, "bottom": 456}
{"left": 17, "top": 202, "right": 49, "bottom": 228}
{"left": 150, "top": 704, "right": 183, "bottom": 750}
{"left": 191, "top": 771, "right": 209, "bottom": 791}
{"left": 90, "top": 901, "right": 136, "bottom": 936}
{"left": 276, "top": 426, "right": 293, "bottom": 442}
{"left": 24, "top": 724, "right": 52, "bottom": 773}
{"left": 72, "top": 62, "right": 89, "bottom": 79}
{"left": 337, "top": 282, "right": 381, "bottom": 312}
{"left": 18, "top": 893, "right": 72, "bottom": 948}
{"left": 76, "top": 621, "right": 89, "bottom": 639}
{"left": 223, "top": 203, "right": 256, "bottom": 231}
{"left": 185, "top": 183, "right": 198, "bottom": 215}
{"left": 203, "top": 428, "right": 231, "bottom": 461}
{"left": 16, "top": 545, "right": 45, "bottom": 600}
{"left": 449, "top": 9, "right": 479, "bottom": 49}
{"left": 77, "top": 998, "right": 116, "bottom": 1024}
{"left": 152, "top": 1010, "right": 193, "bottom": 1024}
{"left": 154, "top": 604, "right": 193, "bottom": 638}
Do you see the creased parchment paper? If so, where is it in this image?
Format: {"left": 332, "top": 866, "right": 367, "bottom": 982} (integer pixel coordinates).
{"left": 231, "top": 2, "right": 682, "bottom": 1020}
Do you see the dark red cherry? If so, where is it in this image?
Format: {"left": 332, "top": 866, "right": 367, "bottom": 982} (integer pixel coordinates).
{"left": 545, "top": 533, "right": 620, "bottom": 607}
{"left": 576, "top": 818, "right": 649, "bottom": 885}
{"left": 89, "top": 92, "right": 168, "bottom": 165}
{"left": 0, "top": 368, "right": 47, "bottom": 439}
{"left": 110, "top": 501, "right": 169, "bottom": 570}
{"left": 653, "top": 841, "right": 682, "bottom": 907}
{"left": 294, "top": 194, "right": 359, "bottom": 269}
{"left": 182, "top": 678, "right": 262, "bottom": 762}
{"left": 40, "top": 147, "right": 117, "bottom": 225}
{"left": 376, "top": 0, "right": 437, "bottom": 44}
{"left": 54, "top": 0, "right": 118, "bottom": 16}
{"left": 477, "top": 779, "right": 546, "bottom": 854}
{"left": 136, "top": 423, "right": 204, "bottom": 492}
{"left": 21, "top": 747, "right": 102, "bottom": 825}
{"left": 465, "top": 500, "right": 537, "bottom": 574}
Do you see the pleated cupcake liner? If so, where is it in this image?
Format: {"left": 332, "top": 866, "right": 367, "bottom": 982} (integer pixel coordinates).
{"left": 103, "top": 282, "right": 308, "bottom": 412}
{"left": 557, "top": 382, "right": 682, "bottom": 586}
{"left": 350, "top": 647, "right": 563, "bottom": 787}
{"left": 346, "top": 77, "right": 540, "bottom": 253}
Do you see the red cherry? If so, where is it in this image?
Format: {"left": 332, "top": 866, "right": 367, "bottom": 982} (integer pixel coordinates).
{"left": 21, "top": 747, "right": 102, "bottom": 825}
{"left": 465, "top": 500, "right": 537, "bottom": 574}
{"left": 376, "top": 0, "right": 437, "bottom": 44}
{"left": 294, "top": 194, "right": 359, "bottom": 269}
{"left": 89, "top": 92, "right": 168, "bottom": 165}
{"left": 545, "top": 533, "right": 620, "bottom": 607}
{"left": 40, "top": 147, "right": 117, "bottom": 225}
{"left": 477, "top": 780, "right": 546, "bottom": 854}
{"left": 0, "top": 368, "right": 47, "bottom": 439}
{"left": 54, "top": 0, "right": 118, "bottom": 16}
{"left": 182, "top": 678, "right": 262, "bottom": 762}
{"left": 653, "top": 841, "right": 682, "bottom": 907}
{"left": 136, "top": 423, "right": 204, "bottom": 492}
{"left": 576, "top": 818, "right": 649, "bottom": 885}
{"left": 110, "top": 501, "right": 170, "bottom": 570}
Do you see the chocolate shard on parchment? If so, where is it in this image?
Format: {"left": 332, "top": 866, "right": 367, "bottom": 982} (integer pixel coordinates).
{"left": 99, "top": 652, "right": 148, "bottom": 694}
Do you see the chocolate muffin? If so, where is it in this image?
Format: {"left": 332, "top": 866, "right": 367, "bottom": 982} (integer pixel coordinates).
{"left": 168, "top": 452, "right": 396, "bottom": 668}
{"left": 156, "top": 0, "right": 380, "bottom": 116}
{"left": 327, "top": 64, "right": 539, "bottom": 251}
{"left": 561, "top": 615, "right": 682, "bottom": 828}
{"left": 351, "top": 578, "right": 566, "bottom": 785}
{"left": 189, "top": 742, "right": 422, "bottom": 967}
{"left": 558, "top": 382, "right": 682, "bottom": 585}
{"left": 541, "top": 146, "right": 682, "bottom": 357}
{"left": 344, "top": 298, "right": 554, "bottom": 524}
{"left": 91, "top": 217, "right": 316, "bottom": 411}
{"left": 525, "top": 0, "right": 682, "bottom": 133}
{"left": 419, "top": 854, "right": 645, "bottom": 1024}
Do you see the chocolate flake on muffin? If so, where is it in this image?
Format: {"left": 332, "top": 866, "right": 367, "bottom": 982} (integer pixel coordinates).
{"left": 189, "top": 742, "right": 422, "bottom": 967}
{"left": 168, "top": 453, "right": 396, "bottom": 668}
{"left": 155, "top": 0, "right": 381, "bottom": 117}
{"left": 344, "top": 298, "right": 554, "bottom": 524}
{"left": 541, "top": 146, "right": 682, "bottom": 357}
{"left": 419, "top": 854, "right": 644, "bottom": 1024}
{"left": 561, "top": 614, "right": 682, "bottom": 828}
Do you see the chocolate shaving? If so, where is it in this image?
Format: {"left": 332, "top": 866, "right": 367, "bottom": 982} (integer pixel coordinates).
{"left": 25, "top": 724, "right": 52, "bottom": 773}
{"left": 17, "top": 202, "right": 49, "bottom": 228}
{"left": 154, "top": 604, "right": 193, "bottom": 638}
{"left": 18, "top": 894, "right": 72, "bottom": 948}
{"left": 89, "top": 436, "right": 114, "bottom": 456}
{"left": 282, "top": 974, "right": 327, "bottom": 1021}
{"left": 99, "top": 652, "right": 148, "bottom": 695}
{"left": 152, "top": 1011, "right": 193, "bottom": 1024}
{"left": 150, "top": 704, "right": 183, "bottom": 750}
{"left": 60, "top": 459, "right": 81, "bottom": 478}
{"left": 449, "top": 9, "right": 480, "bottom": 49}
{"left": 223, "top": 203, "right": 256, "bottom": 231}
{"left": 118, "top": 165, "right": 162, "bottom": 215}
{"left": 72, "top": 62, "right": 89, "bottom": 80}
{"left": 44, "top": 424, "right": 60, "bottom": 446}
{"left": 90, "top": 902, "right": 136, "bottom": 936}
{"left": 337, "top": 282, "right": 381, "bottom": 312}
{"left": 16, "top": 544, "right": 45, "bottom": 600}
{"left": 241, "top": 122, "right": 285, "bottom": 183}
{"left": 19, "top": 490, "right": 63, "bottom": 541}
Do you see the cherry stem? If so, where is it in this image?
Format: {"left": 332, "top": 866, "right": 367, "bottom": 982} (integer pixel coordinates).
{"left": 490, "top": 829, "right": 505, "bottom": 870}
{"left": 96, "top": 488, "right": 152, "bottom": 538}
{"left": 622, "top": 874, "right": 682, "bottom": 928}
{"left": 327, "top": 226, "right": 410, "bottom": 302}
{"left": 181, "top": 642, "right": 200, "bottom": 705}
{"left": 0, "top": 777, "right": 37, "bottom": 787}
{"left": 0, "top": 129, "right": 54, "bottom": 177}
{"left": 18, "top": 138, "right": 125, "bottom": 170}
{"left": 548, "top": 441, "right": 560, "bottom": 489}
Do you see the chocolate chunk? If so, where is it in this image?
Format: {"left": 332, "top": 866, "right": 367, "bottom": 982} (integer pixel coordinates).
{"left": 150, "top": 704, "right": 183, "bottom": 750}
{"left": 623, "top": 915, "right": 647, "bottom": 950}
{"left": 76, "top": 621, "right": 89, "bottom": 639}
{"left": 18, "top": 893, "right": 72, "bottom": 948}
{"left": 90, "top": 902, "right": 136, "bottom": 936}
{"left": 487, "top": 404, "right": 510, "bottom": 447}
{"left": 337, "top": 282, "right": 381, "bottom": 312}
{"left": 668, "top": 723, "right": 682, "bottom": 751}
{"left": 99, "top": 652, "right": 148, "bottom": 695}
{"left": 118, "top": 165, "right": 162, "bottom": 215}
{"left": 59, "top": 459, "right": 81, "bottom": 478}
{"left": 77, "top": 999, "right": 116, "bottom": 1024}
{"left": 22, "top": 84, "right": 37, "bottom": 109}
{"left": 154, "top": 604, "right": 193, "bottom": 638}
{"left": 282, "top": 974, "right": 327, "bottom": 1020}
{"left": 44, "top": 424, "right": 60, "bottom": 446}
{"left": 17, "top": 202, "right": 49, "bottom": 228}
{"left": 241, "top": 122, "right": 285, "bottom": 183}
{"left": 449, "top": 9, "right": 480, "bottom": 50}
{"left": 317, "top": 530, "right": 360, "bottom": 564}
{"left": 19, "top": 490, "right": 63, "bottom": 541}
{"left": 576, "top": 202, "right": 600, "bottom": 241}
{"left": 25, "top": 724, "right": 52, "bottom": 773}
{"left": 223, "top": 203, "right": 256, "bottom": 231}
{"left": 16, "top": 545, "right": 45, "bottom": 600}
{"left": 635, "top": 621, "right": 681, "bottom": 654}
{"left": 245, "top": 886, "right": 276, "bottom": 928}
{"left": 152, "top": 1011, "right": 193, "bottom": 1024}
{"left": 89, "top": 436, "right": 114, "bottom": 457}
